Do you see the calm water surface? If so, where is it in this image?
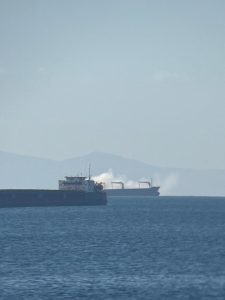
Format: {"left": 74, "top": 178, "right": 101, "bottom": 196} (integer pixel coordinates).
{"left": 0, "top": 197, "right": 225, "bottom": 299}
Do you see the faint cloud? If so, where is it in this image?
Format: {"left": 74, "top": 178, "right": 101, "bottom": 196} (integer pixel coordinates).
{"left": 0, "top": 67, "right": 7, "bottom": 75}
{"left": 153, "top": 70, "right": 188, "bottom": 82}
{"left": 37, "top": 67, "right": 45, "bottom": 73}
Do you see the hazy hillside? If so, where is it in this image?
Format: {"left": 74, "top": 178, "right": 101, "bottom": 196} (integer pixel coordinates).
{"left": 0, "top": 151, "right": 225, "bottom": 196}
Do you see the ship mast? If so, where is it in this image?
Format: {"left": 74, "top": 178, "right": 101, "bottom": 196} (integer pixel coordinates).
{"left": 88, "top": 164, "right": 91, "bottom": 180}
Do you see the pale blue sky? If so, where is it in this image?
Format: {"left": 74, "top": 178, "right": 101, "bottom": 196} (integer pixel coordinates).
{"left": 0, "top": 0, "right": 225, "bottom": 169}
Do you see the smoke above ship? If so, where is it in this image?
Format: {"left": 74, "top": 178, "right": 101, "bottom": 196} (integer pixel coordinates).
{"left": 93, "top": 169, "right": 178, "bottom": 195}
{"left": 93, "top": 170, "right": 139, "bottom": 189}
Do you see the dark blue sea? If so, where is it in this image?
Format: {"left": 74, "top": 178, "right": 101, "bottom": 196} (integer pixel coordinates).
{"left": 1, "top": 197, "right": 225, "bottom": 299}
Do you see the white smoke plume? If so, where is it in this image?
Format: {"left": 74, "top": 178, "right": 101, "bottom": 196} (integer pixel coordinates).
{"left": 93, "top": 169, "right": 138, "bottom": 189}
{"left": 93, "top": 170, "right": 179, "bottom": 195}
{"left": 153, "top": 173, "right": 179, "bottom": 195}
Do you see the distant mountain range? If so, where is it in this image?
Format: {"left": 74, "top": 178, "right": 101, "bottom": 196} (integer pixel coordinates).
{"left": 0, "top": 150, "right": 225, "bottom": 196}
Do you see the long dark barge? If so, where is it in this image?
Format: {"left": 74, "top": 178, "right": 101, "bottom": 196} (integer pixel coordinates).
{"left": 0, "top": 176, "right": 107, "bottom": 208}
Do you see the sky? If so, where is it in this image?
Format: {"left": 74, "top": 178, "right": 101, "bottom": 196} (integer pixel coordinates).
{"left": 0, "top": 0, "right": 225, "bottom": 169}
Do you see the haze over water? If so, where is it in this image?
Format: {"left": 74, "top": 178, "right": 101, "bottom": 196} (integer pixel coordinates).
{"left": 1, "top": 1, "right": 225, "bottom": 170}
{"left": 1, "top": 197, "right": 225, "bottom": 299}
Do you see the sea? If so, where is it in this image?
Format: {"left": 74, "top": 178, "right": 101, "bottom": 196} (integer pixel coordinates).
{"left": 0, "top": 196, "right": 225, "bottom": 300}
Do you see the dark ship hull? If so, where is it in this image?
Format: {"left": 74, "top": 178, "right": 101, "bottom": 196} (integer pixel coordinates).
{"left": 0, "top": 189, "right": 107, "bottom": 208}
{"left": 105, "top": 187, "right": 160, "bottom": 197}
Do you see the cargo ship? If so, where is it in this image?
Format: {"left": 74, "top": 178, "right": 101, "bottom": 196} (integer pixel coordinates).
{"left": 0, "top": 176, "right": 107, "bottom": 208}
{"left": 105, "top": 181, "right": 160, "bottom": 197}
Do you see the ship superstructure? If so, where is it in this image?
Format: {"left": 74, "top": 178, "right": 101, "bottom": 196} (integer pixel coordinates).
{"left": 0, "top": 176, "right": 106, "bottom": 208}
{"left": 59, "top": 176, "right": 103, "bottom": 192}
